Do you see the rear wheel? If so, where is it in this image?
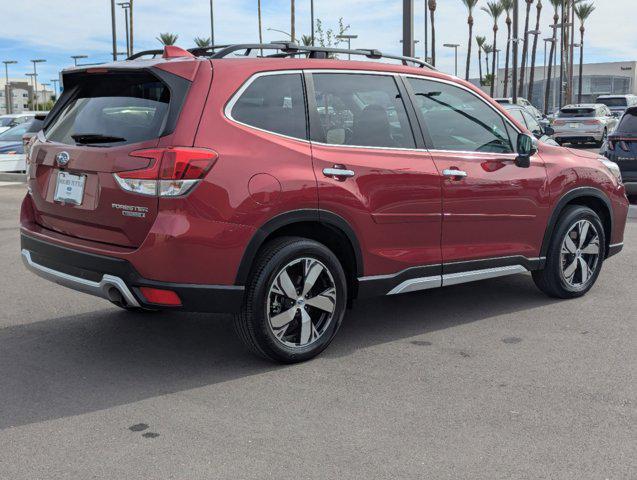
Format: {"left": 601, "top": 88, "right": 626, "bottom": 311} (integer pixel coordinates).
{"left": 235, "top": 237, "right": 347, "bottom": 363}
{"left": 533, "top": 206, "right": 605, "bottom": 299}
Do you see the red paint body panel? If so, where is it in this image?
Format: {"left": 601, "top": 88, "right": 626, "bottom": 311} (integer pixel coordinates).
{"left": 19, "top": 55, "right": 629, "bottom": 298}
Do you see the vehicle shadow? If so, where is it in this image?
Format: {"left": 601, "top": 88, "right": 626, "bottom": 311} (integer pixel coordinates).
{"left": 0, "top": 274, "right": 556, "bottom": 430}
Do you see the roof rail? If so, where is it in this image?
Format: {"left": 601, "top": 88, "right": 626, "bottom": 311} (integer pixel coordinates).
{"left": 208, "top": 43, "right": 435, "bottom": 70}
{"left": 127, "top": 43, "right": 435, "bottom": 70}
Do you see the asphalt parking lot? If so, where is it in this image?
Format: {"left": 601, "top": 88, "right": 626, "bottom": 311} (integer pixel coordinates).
{"left": 0, "top": 182, "right": 635, "bottom": 479}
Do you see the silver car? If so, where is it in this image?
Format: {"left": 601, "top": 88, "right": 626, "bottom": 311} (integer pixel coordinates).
{"left": 552, "top": 103, "right": 619, "bottom": 147}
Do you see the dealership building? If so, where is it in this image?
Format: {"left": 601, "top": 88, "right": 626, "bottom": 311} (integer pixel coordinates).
{"left": 474, "top": 60, "right": 637, "bottom": 112}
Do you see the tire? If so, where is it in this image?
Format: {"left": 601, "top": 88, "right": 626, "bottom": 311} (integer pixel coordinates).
{"left": 234, "top": 236, "right": 348, "bottom": 363}
{"left": 533, "top": 205, "right": 606, "bottom": 299}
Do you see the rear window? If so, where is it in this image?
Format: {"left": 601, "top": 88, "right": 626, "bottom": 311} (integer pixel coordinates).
{"left": 230, "top": 73, "right": 307, "bottom": 140}
{"left": 617, "top": 110, "right": 637, "bottom": 134}
{"left": 45, "top": 72, "right": 170, "bottom": 146}
{"left": 0, "top": 122, "right": 32, "bottom": 142}
{"left": 558, "top": 108, "right": 595, "bottom": 118}
{"left": 597, "top": 97, "right": 627, "bottom": 108}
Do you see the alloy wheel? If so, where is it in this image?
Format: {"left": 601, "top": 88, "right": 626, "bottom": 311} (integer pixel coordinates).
{"left": 267, "top": 257, "right": 337, "bottom": 348}
{"left": 559, "top": 219, "right": 601, "bottom": 289}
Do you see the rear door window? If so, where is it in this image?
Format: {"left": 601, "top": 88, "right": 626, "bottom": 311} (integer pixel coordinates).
{"left": 408, "top": 77, "right": 513, "bottom": 153}
{"left": 617, "top": 110, "right": 637, "bottom": 134}
{"left": 598, "top": 97, "right": 628, "bottom": 108}
{"left": 310, "top": 73, "right": 415, "bottom": 149}
{"left": 559, "top": 108, "right": 595, "bottom": 118}
{"left": 230, "top": 73, "right": 307, "bottom": 140}
{"left": 45, "top": 72, "right": 170, "bottom": 146}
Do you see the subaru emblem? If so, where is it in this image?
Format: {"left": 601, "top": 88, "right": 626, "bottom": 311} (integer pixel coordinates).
{"left": 55, "top": 151, "right": 70, "bottom": 167}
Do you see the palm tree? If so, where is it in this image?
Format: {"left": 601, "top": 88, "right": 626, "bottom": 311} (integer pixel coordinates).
{"left": 157, "top": 33, "right": 178, "bottom": 46}
{"left": 476, "top": 35, "right": 487, "bottom": 84}
{"left": 301, "top": 35, "right": 313, "bottom": 46}
{"left": 575, "top": 2, "right": 595, "bottom": 103}
{"left": 461, "top": 0, "right": 479, "bottom": 81}
{"left": 482, "top": 1, "right": 504, "bottom": 97}
{"left": 544, "top": 0, "right": 562, "bottom": 114}
{"left": 518, "top": 0, "right": 535, "bottom": 96}
{"left": 527, "top": 0, "right": 543, "bottom": 102}
{"left": 428, "top": 0, "right": 437, "bottom": 67}
{"left": 483, "top": 43, "right": 494, "bottom": 79}
{"left": 193, "top": 37, "right": 211, "bottom": 48}
{"left": 258, "top": 0, "right": 263, "bottom": 45}
{"left": 291, "top": 0, "right": 296, "bottom": 43}
{"left": 501, "top": 0, "right": 514, "bottom": 97}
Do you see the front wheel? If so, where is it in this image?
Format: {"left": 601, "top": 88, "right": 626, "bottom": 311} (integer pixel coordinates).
{"left": 235, "top": 237, "right": 347, "bottom": 363}
{"left": 533, "top": 205, "right": 605, "bottom": 299}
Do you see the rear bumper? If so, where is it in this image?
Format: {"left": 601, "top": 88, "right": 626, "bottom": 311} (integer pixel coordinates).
{"left": 21, "top": 233, "right": 244, "bottom": 313}
{"left": 554, "top": 132, "right": 603, "bottom": 143}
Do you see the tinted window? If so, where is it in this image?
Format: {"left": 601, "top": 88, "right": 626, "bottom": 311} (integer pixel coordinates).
{"left": 231, "top": 73, "right": 307, "bottom": 140}
{"left": 0, "top": 122, "right": 32, "bottom": 142}
{"left": 311, "top": 73, "right": 415, "bottom": 148}
{"left": 559, "top": 108, "right": 595, "bottom": 118}
{"left": 0, "top": 118, "right": 13, "bottom": 127}
{"left": 617, "top": 110, "right": 637, "bottom": 134}
{"left": 521, "top": 110, "right": 542, "bottom": 136}
{"left": 408, "top": 78, "right": 513, "bottom": 153}
{"left": 598, "top": 97, "right": 628, "bottom": 107}
{"left": 45, "top": 72, "right": 170, "bottom": 146}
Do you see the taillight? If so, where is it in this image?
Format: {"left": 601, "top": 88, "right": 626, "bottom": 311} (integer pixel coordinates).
{"left": 583, "top": 119, "right": 601, "bottom": 125}
{"left": 607, "top": 140, "right": 616, "bottom": 150}
{"left": 553, "top": 120, "right": 565, "bottom": 126}
{"left": 114, "top": 147, "right": 218, "bottom": 197}
{"left": 619, "top": 141, "right": 630, "bottom": 152}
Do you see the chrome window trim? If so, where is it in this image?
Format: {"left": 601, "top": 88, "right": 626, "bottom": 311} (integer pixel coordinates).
{"left": 402, "top": 73, "right": 524, "bottom": 155}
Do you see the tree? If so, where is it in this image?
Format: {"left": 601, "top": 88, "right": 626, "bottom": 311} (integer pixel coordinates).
{"left": 575, "top": 2, "right": 595, "bottom": 103}
{"left": 314, "top": 18, "right": 350, "bottom": 50}
{"left": 193, "top": 37, "right": 211, "bottom": 48}
{"left": 461, "top": 0, "right": 479, "bottom": 81}
{"left": 301, "top": 35, "right": 313, "bottom": 46}
{"left": 476, "top": 35, "right": 487, "bottom": 85}
{"left": 291, "top": 0, "right": 296, "bottom": 43}
{"left": 258, "top": 0, "right": 263, "bottom": 45}
{"left": 483, "top": 43, "right": 494, "bottom": 79}
{"left": 544, "top": 0, "right": 561, "bottom": 114}
{"left": 156, "top": 33, "right": 178, "bottom": 46}
{"left": 482, "top": 1, "right": 504, "bottom": 97}
{"left": 428, "top": 0, "right": 437, "bottom": 67}
{"left": 527, "top": 0, "right": 543, "bottom": 102}
{"left": 501, "top": 0, "right": 514, "bottom": 97}
{"left": 518, "top": 0, "right": 535, "bottom": 96}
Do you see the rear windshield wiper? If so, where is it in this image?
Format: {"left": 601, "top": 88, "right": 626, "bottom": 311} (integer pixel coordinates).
{"left": 71, "top": 133, "right": 127, "bottom": 144}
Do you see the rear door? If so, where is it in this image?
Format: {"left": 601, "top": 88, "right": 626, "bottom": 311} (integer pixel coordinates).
{"left": 307, "top": 71, "right": 442, "bottom": 277}
{"left": 27, "top": 68, "right": 194, "bottom": 248}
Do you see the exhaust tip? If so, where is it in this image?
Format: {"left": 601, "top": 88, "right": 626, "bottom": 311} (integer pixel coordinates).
{"left": 106, "top": 285, "right": 128, "bottom": 308}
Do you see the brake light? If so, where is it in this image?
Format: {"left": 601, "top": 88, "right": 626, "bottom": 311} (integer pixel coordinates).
{"left": 114, "top": 147, "right": 218, "bottom": 197}
{"left": 139, "top": 287, "right": 182, "bottom": 306}
{"left": 553, "top": 120, "right": 565, "bottom": 126}
{"left": 583, "top": 119, "right": 601, "bottom": 125}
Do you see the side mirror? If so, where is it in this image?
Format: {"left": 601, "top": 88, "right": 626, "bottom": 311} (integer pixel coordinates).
{"left": 515, "top": 133, "right": 537, "bottom": 168}
{"left": 544, "top": 125, "right": 555, "bottom": 136}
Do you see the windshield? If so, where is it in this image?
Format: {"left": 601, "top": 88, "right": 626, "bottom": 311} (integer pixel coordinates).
{"left": 0, "top": 122, "right": 31, "bottom": 142}
{"left": 559, "top": 108, "right": 595, "bottom": 118}
{"left": 597, "top": 98, "right": 627, "bottom": 108}
{"left": 45, "top": 72, "right": 170, "bottom": 146}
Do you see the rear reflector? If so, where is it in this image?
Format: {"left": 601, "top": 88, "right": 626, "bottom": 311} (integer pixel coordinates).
{"left": 139, "top": 287, "right": 182, "bottom": 306}
{"left": 114, "top": 147, "right": 218, "bottom": 197}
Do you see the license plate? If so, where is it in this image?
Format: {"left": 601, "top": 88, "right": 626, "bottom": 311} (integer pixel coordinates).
{"left": 54, "top": 171, "right": 86, "bottom": 205}
{"left": 568, "top": 123, "right": 580, "bottom": 129}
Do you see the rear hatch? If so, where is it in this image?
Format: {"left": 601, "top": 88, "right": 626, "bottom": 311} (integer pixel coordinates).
{"left": 607, "top": 107, "right": 637, "bottom": 179}
{"left": 597, "top": 97, "right": 628, "bottom": 114}
{"left": 28, "top": 67, "right": 193, "bottom": 248}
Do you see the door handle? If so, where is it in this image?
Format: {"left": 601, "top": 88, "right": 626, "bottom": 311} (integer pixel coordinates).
{"left": 323, "top": 165, "right": 355, "bottom": 180}
{"left": 442, "top": 169, "right": 468, "bottom": 178}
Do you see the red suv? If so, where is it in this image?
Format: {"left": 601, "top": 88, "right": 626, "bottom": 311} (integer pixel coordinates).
{"left": 20, "top": 44, "right": 629, "bottom": 363}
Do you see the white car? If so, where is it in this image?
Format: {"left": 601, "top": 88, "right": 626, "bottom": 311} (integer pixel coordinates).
{"left": 0, "top": 117, "right": 45, "bottom": 172}
{"left": 0, "top": 113, "right": 35, "bottom": 134}
{"left": 552, "top": 104, "right": 619, "bottom": 147}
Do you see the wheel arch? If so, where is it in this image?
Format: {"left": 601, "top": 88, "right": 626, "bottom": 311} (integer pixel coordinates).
{"left": 541, "top": 187, "right": 613, "bottom": 258}
{"left": 235, "top": 209, "right": 364, "bottom": 297}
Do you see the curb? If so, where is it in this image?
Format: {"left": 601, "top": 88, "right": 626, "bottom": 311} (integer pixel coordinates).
{"left": 0, "top": 173, "right": 26, "bottom": 183}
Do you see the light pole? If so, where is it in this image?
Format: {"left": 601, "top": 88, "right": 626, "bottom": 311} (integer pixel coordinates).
{"left": 543, "top": 37, "right": 554, "bottom": 113}
{"left": 512, "top": 0, "right": 519, "bottom": 104}
{"left": 550, "top": 20, "right": 573, "bottom": 109}
{"left": 40, "top": 83, "right": 49, "bottom": 108}
{"left": 443, "top": 43, "right": 460, "bottom": 77}
{"left": 424, "top": 0, "right": 428, "bottom": 62}
{"left": 117, "top": 2, "right": 131, "bottom": 57}
{"left": 71, "top": 55, "right": 88, "bottom": 67}
{"left": 338, "top": 35, "right": 359, "bottom": 60}
{"left": 25, "top": 73, "right": 36, "bottom": 110}
{"left": 30, "top": 59, "right": 46, "bottom": 112}
{"left": 2, "top": 60, "right": 17, "bottom": 114}
{"left": 209, "top": 0, "right": 215, "bottom": 46}
{"left": 50, "top": 78, "right": 59, "bottom": 99}
{"left": 310, "top": 0, "right": 315, "bottom": 46}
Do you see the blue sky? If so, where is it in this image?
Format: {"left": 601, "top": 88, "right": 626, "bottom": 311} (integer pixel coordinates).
{"left": 1, "top": 0, "right": 635, "bottom": 92}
